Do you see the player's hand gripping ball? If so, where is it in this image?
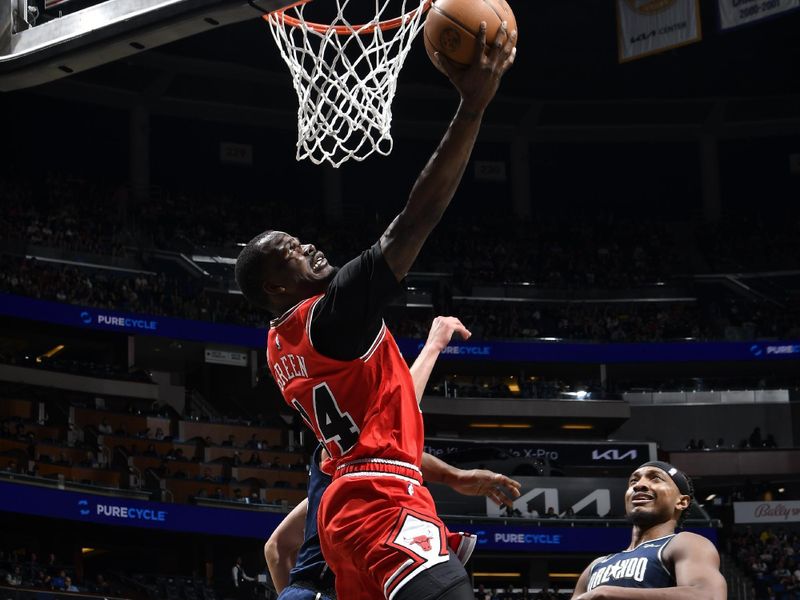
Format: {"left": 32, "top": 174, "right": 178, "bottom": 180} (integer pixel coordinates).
{"left": 423, "top": 0, "right": 518, "bottom": 72}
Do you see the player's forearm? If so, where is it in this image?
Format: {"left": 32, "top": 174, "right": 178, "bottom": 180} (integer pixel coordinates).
{"left": 420, "top": 452, "right": 460, "bottom": 486}
{"left": 409, "top": 343, "right": 442, "bottom": 403}
{"left": 381, "top": 102, "right": 484, "bottom": 279}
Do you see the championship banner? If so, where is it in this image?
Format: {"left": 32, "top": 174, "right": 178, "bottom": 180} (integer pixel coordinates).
{"left": 719, "top": 0, "right": 800, "bottom": 30}
{"left": 616, "top": 0, "right": 702, "bottom": 62}
{"left": 734, "top": 501, "right": 800, "bottom": 523}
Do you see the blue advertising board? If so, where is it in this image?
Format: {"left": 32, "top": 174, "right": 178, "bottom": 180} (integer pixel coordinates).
{"left": 447, "top": 522, "right": 718, "bottom": 552}
{"left": 1, "top": 292, "right": 799, "bottom": 364}
{"left": 0, "top": 481, "right": 283, "bottom": 539}
{"left": 0, "top": 481, "right": 717, "bottom": 552}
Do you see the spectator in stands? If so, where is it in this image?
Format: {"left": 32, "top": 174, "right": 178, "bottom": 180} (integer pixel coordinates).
{"left": 544, "top": 507, "right": 558, "bottom": 518}
{"left": 144, "top": 443, "right": 159, "bottom": 457}
{"left": 204, "top": 436, "right": 214, "bottom": 447}
{"left": 213, "top": 487, "right": 226, "bottom": 500}
{"left": 64, "top": 576, "right": 79, "bottom": 592}
{"left": 249, "top": 492, "right": 261, "bottom": 505}
{"left": 97, "top": 418, "right": 112, "bottom": 435}
{"left": 233, "top": 488, "right": 245, "bottom": 502}
{"left": 246, "top": 452, "right": 262, "bottom": 466}
{"left": 91, "top": 574, "right": 110, "bottom": 595}
{"left": 79, "top": 451, "right": 98, "bottom": 468}
{"left": 563, "top": 507, "right": 576, "bottom": 519}
{"left": 6, "top": 565, "right": 23, "bottom": 586}
{"left": 200, "top": 468, "right": 215, "bottom": 482}
{"left": 154, "top": 427, "right": 165, "bottom": 440}
{"left": 232, "top": 451, "right": 242, "bottom": 467}
{"left": 526, "top": 504, "right": 539, "bottom": 519}
{"left": 3, "top": 459, "right": 19, "bottom": 473}
{"left": 232, "top": 556, "right": 255, "bottom": 598}
{"left": 245, "top": 434, "right": 259, "bottom": 449}
{"left": 50, "top": 569, "right": 66, "bottom": 590}
{"left": 222, "top": 434, "right": 235, "bottom": 447}
{"left": 750, "top": 427, "right": 763, "bottom": 448}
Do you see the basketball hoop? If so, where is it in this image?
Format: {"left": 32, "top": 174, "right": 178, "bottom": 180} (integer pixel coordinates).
{"left": 263, "top": 0, "right": 431, "bottom": 167}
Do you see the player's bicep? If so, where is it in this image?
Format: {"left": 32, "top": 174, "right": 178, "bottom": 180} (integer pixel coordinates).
{"left": 673, "top": 536, "right": 727, "bottom": 600}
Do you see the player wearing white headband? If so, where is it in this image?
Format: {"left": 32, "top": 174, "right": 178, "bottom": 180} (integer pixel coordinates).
{"left": 571, "top": 461, "right": 726, "bottom": 600}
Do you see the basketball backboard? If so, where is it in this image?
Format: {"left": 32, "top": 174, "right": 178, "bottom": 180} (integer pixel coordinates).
{"left": 0, "top": 0, "right": 291, "bottom": 91}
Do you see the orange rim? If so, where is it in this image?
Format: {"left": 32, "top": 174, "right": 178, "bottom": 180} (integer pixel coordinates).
{"left": 263, "top": 0, "right": 432, "bottom": 35}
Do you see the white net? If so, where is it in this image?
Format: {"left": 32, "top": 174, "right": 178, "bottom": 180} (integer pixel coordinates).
{"left": 265, "top": 0, "right": 429, "bottom": 167}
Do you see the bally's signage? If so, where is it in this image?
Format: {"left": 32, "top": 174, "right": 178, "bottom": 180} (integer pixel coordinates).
{"left": 734, "top": 501, "right": 800, "bottom": 523}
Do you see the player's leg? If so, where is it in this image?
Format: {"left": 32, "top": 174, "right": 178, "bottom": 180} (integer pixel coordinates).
{"left": 392, "top": 552, "right": 474, "bottom": 600}
{"left": 277, "top": 582, "right": 335, "bottom": 600}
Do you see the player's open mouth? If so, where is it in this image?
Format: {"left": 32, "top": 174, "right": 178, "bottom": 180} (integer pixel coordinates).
{"left": 312, "top": 252, "right": 327, "bottom": 272}
{"left": 631, "top": 493, "right": 654, "bottom": 505}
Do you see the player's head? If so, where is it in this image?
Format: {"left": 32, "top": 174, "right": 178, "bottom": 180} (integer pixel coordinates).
{"left": 625, "top": 461, "right": 693, "bottom": 529}
{"left": 235, "top": 230, "right": 336, "bottom": 314}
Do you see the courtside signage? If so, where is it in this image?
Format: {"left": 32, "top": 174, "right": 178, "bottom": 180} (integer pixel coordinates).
{"left": 734, "top": 501, "right": 800, "bottom": 523}
{"left": 0, "top": 481, "right": 283, "bottom": 538}
{"left": 718, "top": 0, "right": 800, "bottom": 29}
{"left": 450, "top": 523, "right": 717, "bottom": 552}
{"left": 2, "top": 293, "right": 800, "bottom": 364}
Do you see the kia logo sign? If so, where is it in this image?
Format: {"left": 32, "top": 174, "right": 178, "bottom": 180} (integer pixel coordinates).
{"left": 591, "top": 449, "right": 638, "bottom": 461}
{"left": 79, "top": 311, "right": 92, "bottom": 325}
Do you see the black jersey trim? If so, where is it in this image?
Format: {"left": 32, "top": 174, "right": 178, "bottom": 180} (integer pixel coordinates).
{"left": 360, "top": 321, "right": 387, "bottom": 362}
{"left": 270, "top": 297, "right": 314, "bottom": 329}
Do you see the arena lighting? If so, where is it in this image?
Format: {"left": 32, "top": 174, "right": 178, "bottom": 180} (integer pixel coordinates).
{"left": 562, "top": 424, "right": 594, "bottom": 430}
{"left": 779, "top": 488, "right": 786, "bottom": 493}
{"left": 473, "top": 572, "right": 521, "bottom": 578}
{"left": 36, "top": 344, "right": 65, "bottom": 363}
{"left": 705, "top": 494, "right": 716, "bottom": 501}
{"left": 469, "top": 423, "right": 532, "bottom": 429}
{"left": 81, "top": 548, "right": 96, "bottom": 554}
{"left": 549, "top": 573, "right": 582, "bottom": 579}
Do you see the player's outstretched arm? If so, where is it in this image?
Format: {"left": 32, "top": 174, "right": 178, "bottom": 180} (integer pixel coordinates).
{"left": 409, "top": 316, "right": 471, "bottom": 403}
{"left": 380, "top": 22, "right": 517, "bottom": 281}
{"left": 573, "top": 533, "right": 726, "bottom": 600}
{"left": 421, "top": 452, "right": 521, "bottom": 507}
{"left": 264, "top": 498, "right": 308, "bottom": 594}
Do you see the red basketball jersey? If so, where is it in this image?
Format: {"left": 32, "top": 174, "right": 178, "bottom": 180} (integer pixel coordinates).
{"left": 267, "top": 295, "right": 424, "bottom": 469}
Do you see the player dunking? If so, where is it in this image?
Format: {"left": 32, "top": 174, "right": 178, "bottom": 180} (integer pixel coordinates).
{"left": 265, "top": 316, "right": 522, "bottom": 600}
{"left": 571, "top": 462, "right": 726, "bottom": 600}
{"left": 235, "top": 22, "right": 516, "bottom": 600}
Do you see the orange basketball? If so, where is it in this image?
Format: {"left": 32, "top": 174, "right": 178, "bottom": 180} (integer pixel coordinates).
{"left": 423, "top": 0, "right": 517, "bottom": 71}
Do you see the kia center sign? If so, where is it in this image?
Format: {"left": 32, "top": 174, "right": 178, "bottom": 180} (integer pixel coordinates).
{"left": 734, "top": 501, "right": 800, "bottom": 524}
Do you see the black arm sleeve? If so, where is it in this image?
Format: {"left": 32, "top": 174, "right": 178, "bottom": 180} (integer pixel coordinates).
{"left": 310, "top": 242, "right": 404, "bottom": 361}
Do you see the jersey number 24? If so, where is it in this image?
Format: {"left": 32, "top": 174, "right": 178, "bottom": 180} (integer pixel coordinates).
{"left": 292, "top": 383, "right": 360, "bottom": 455}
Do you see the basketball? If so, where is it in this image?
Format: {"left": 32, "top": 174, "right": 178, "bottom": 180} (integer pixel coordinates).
{"left": 423, "top": 0, "right": 517, "bottom": 71}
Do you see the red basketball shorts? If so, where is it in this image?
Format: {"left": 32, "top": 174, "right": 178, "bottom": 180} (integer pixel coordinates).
{"left": 317, "top": 459, "right": 476, "bottom": 600}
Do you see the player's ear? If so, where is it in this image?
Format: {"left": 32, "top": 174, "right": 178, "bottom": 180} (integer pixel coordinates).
{"left": 263, "top": 282, "right": 286, "bottom": 296}
{"left": 676, "top": 494, "right": 690, "bottom": 511}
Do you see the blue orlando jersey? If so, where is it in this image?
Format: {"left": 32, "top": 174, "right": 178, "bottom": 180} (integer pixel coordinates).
{"left": 587, "top": 534, "right": 677, "bottom": 591}
{"left": 288, "top": 445, "right": 333, "bottom": 587}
